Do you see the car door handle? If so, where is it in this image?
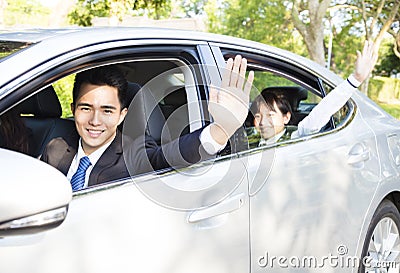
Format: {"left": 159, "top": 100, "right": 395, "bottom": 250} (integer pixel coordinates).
{"left": 187, "top": 193, "right": 245, "bottom": 223}
{"left": 347, "top": 149, "right": 370, "bottom": 165}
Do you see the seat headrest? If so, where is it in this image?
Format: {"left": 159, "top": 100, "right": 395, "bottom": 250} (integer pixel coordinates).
{"left": 163, "top": 87, "right": 187, "bottom": 105}
{"left": 126, "top": 82, "right": 142, "bottom": 108}
{"left": 261, "top": 86, "right": 308, "bottom": 112}
{"left": 19, "top": 85, "right": 62, "bottom": 118}
{"left": 123, "top": 82, "right": 165, "bottom": 144}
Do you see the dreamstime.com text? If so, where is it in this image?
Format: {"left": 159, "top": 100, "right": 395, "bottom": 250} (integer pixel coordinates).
{"left": 257, "top": 245, "right": 399, "bottom": 269}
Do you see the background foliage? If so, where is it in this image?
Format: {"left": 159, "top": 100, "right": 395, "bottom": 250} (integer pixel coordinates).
{"left": 1, "top": 0, "right": 400, "bottom": 118}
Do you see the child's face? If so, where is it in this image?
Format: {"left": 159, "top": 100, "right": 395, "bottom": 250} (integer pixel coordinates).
{"left": 253, "top": 101, "right": 291, "bottom": 140}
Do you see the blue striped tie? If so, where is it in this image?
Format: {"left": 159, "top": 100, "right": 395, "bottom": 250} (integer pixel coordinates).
{"left": 70, "top": 156, "right": 91, "bottom": 191}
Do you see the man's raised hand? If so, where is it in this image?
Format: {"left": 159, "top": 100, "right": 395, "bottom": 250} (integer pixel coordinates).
{"left": 208, "top": 55, "right": 254, "bottom": 145}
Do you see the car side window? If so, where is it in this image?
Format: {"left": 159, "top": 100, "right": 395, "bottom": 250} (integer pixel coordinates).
{"left": 245, "top": 69, "right": 323, "bottom": 149}
{"left": 12, "top": 54, "right": 204, "bottom": 181}
{"left": 117, "top": 59, "right": 202, "bottom": 145}
{"left": 220, "top": 49, "right": 353, "bottom": 152}
{"left": 321, "top": 81, "right": 351, "bottom": 128}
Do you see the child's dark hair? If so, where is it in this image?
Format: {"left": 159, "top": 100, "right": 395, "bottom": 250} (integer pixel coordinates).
{"left": 72, "top": 66, "right": 128, "bottom": 109}
{"left": 252, "top": 91, "right": 292, "bottom": 115}
{"left": 247, "top": 91, "right": 293, "bottom": 126}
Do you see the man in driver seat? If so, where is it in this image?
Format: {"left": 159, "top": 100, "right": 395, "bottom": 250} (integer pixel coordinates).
{"left": 41, "top": 55, "right": 254, "bottom": 191}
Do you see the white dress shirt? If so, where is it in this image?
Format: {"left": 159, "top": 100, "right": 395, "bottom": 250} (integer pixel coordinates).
{"left": 199, "top": 124, "right": 227, "bottom": 154}
{"left": 67, "top": 136, "right": 115, "bottom": 188}
{"left": 291, "top": 78, "right": 358, "bottom": 138}
{"left": 259, "top": 128, "right": 286, "bottom": 146}
{"left": 66, "top": 127, "right": 223, "bottom": 188}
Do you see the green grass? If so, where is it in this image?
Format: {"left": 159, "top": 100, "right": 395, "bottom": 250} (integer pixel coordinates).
{"left": 377, "top": 103, "right": 400, "bottom": 119}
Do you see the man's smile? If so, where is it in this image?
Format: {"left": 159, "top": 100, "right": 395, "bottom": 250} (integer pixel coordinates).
{"left": 86, "top": 128, "right": 106, "bottom": 137}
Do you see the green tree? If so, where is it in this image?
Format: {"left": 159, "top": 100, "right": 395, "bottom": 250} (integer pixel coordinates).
{"left": 291, "top": 0, "right": 331, "bottom": 65}
{"left": 344, "top": 0, "right": 400, "bottom": 93}
{"left": 206, "top": 0, "right": 304, "bottom": 54}
{"left": 68, "top": 0, "right": 169, "bottom": 26}
{"left": 4, "top": 0, "right": 50, "bottom": 27}
{"left": 375, "top": 38, "right": 400, "bottom": 77}
{"left": 386, "top": 9, "right": 400, "bottom": 60}
{"left": 0, "top": 0, "right": 6, "bottom": 27}
{"left": 328, "top": 23, "right": 363, "bottom": 78}
{"left": 181, "top": 0, "right": 206, "bottom": 17}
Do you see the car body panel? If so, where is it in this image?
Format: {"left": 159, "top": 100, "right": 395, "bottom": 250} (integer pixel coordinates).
{"left": 247, "top": 96, "right": 381, "bottom": 272}
{"left": 0, "top": 157, "right": 250, "bottom": 273}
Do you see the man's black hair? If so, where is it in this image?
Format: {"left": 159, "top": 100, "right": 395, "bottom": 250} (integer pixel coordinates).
{"left": 72, "top": 66, "right": 128, "bottom": 109}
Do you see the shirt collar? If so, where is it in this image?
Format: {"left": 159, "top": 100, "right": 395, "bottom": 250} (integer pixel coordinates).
{"left": 76, "top": 134, "right": 116, "bottom": 166}
{"left": 259, "top": 128, "right": 286, "bottom": 146}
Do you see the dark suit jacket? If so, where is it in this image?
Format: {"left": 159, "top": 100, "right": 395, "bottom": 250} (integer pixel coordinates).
{"left": 41, "top": 129, "right": 212, "bottom": 187}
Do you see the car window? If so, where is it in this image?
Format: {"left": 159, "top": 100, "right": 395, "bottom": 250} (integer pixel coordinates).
{"left": 116, "top": 58, "right": 203, "bottom": 144}
{"left": 246, "top": 69, "right": 322, "bottom": 149}
{"left": 321, "top": 81, "right": 351, "bottom": 128}
{"left": 0, "top": 41, "right": 33, "bottom": 61}
{"left": 220, "top": 48, "right": 352, "bottom": 152}
{"left": 2, "top": 47, "right": 206, "bottom": 183}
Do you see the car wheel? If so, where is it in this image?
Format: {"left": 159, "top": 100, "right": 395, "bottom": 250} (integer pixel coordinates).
{"left": 359, "top": 200, "right": 400, "bottom": 273}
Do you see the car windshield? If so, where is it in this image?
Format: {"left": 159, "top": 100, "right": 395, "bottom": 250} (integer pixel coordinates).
{"left": 0, "top": 41, "right": 32, "bottom": 61}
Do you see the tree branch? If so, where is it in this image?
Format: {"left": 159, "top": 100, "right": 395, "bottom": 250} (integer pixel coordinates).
{"left": 394, "top": 35, "right": 400, "bottom": 59}
{"left": 375, "top": 0, "right": 400, "bottom": 45}
{"left": 361, "top": 0, "right": 370, "bottom": 40}
{"left": 291, "top": 0, "right": 307, "bottom": 38}
{"left": 370, "top": 0, "right": 386, "bottom": 36}
{"left": 328, "top": 4, "right": 361, "bottom": 12}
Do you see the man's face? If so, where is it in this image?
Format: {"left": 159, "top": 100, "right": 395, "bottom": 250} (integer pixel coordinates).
{"left": 72, "top": 83, "right": 127, "bottom": 155}
{"left": 253, "top": 102, "right": 290, "bottom": 140}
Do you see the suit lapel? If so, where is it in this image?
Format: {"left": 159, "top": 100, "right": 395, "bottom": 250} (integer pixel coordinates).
{"left": 88, "top": 131, "right": 123, "bottom": 186}
{"left": 58, "top": 146, "right": 76, "bottom": 175}
{"left": 61, "top": 131, "right": 79, "bottom": 175}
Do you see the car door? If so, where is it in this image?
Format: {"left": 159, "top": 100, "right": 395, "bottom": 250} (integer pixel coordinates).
{"left": 246, "top": 102, "right": 380, "bottom": 273}
{"left": 0, "top": 39, "right": 250, "bottom": 273}
{"left": 211, "top": 43, "right": 381, "bottom": 272}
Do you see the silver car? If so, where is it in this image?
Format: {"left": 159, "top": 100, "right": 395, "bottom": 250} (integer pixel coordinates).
{"left": 0, "top": 27, "right": 399, "bottom": 273}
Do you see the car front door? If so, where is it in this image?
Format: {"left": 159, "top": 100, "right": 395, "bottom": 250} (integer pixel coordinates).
{"left": 0, "top": 40, "right": 250, "bottom": 273}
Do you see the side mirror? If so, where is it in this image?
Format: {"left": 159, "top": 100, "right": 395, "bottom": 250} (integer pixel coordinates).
{"left": 0, "top": 149, "right": 72, "bottom": 236}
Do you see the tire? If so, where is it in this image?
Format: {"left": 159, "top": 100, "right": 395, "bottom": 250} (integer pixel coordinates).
{"left": 358, "top": 199, "right": 400, "bottom": 273}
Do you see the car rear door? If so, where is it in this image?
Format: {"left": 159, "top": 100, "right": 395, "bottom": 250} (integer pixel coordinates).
{"left": 210, "top": 43, "right": 381, "bottom": 272}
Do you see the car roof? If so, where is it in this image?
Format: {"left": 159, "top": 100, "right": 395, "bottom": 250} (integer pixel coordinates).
{"left": 0, "top": 28, "right": 81, "bottom": 43}
{"left": 0, "top": 27, "right": 342, "bottom": 91}
{"left": 0, "top": 26, "right": 290, "bottom": 53}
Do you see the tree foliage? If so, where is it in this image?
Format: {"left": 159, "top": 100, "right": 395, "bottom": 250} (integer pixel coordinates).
{"left": 329, "top": 23, "right": 363, "bottom": 77}
{"left": 68, "top": 0, "right": 169, "bottom": 26}
{"left": 3, "top": 0, "right": 49, "bottom": 26}
{"left": 206, "top": 0, "right": 305, "bottom": 55}
{"left": 375, "top": 38, "right": 400, "bottom": 77}
{"left": 386, "top": 7, "right": 400, "bottom": 59}
{"left": 181, "top": 0, "right": 206, "bottom": 17}
{"left": 345, "top": 0, "right": 400, "bottom": 52}
{"left": 291, "top": 0, "right": 331, "bottom": 65}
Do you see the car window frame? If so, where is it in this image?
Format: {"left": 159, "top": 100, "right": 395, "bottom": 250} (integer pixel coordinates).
{"left": 0, "top": 41, "right": 223, "bottom": 189}
{"left": 209, "top": 44, "right": 356, "bottom": 155}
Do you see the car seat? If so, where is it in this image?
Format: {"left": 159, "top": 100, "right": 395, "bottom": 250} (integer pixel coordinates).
{"left": 123, "top": 82, "right": 189, "bottom": 145}
{"left": 18, "top": 85, "right": 77, "bottom": 157}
